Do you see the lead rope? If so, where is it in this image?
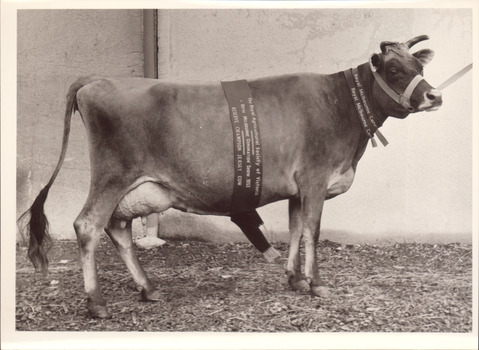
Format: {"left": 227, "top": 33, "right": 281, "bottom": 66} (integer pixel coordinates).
{"left": 437, "top": 63, "right": 473, "bottom": 90}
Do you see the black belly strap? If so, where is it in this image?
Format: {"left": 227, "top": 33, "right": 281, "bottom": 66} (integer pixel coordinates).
{"left": 230, "top": 210, "right": 269, "bottom": 252}
{"left": 221, "top": 80, "right": 279, "bottom": 262}
{"left": 230, "top": 210, "right": 281, "bottom": 262}
{"left": 221, "top": 79, "right": 263, "bottom": 213}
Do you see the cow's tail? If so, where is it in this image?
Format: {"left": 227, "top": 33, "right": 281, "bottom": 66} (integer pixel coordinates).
{"left": 18, "top": 77, "right": 92, "bottom": 272}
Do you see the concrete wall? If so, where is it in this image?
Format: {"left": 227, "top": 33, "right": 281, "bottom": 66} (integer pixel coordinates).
{"left": 17, "top": 10, "right": 144, "bottom": 239}
{"left": 155, "top": 9, "right": 473, "bottom": 244}
{"left": 16, "top": 9, "right": 472, "bottom": 244}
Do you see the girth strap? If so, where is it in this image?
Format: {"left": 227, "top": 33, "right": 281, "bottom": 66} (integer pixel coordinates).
{"left": 230, "top": 210, "right": 281, "bottom": 262}
{"left": 231, "top": 210, "right": 269, "bottom": 253}
{"left": 221, "top": 80, "right": 263, "bottom": 213}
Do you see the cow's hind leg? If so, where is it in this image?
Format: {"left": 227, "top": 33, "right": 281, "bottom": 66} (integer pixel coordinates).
{"left": 74, "top": 209, "right": 111, "bottom": 318}
{"left": 105, "top": 218, "right": 161, "bottom": 301}
{"left": 286, "top": 197, "right": 310, "bottom": 292}
{"left": 74, "top": 180, "right": 135, "bottom": 318}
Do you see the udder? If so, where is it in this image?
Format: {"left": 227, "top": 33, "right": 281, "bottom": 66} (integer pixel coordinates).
{"left": 113, "top": 182, "right": 173, "bottom": 222}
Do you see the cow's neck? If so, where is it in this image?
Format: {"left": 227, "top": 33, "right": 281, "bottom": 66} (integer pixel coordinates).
{"left": 346, "top": 63, "right": 389, "bottom": 136}
{"left": 334, "top": 62, "right": 390, "bottom": 166}
{"left": 356, "top": 62, "right": 389, "bottom": 126}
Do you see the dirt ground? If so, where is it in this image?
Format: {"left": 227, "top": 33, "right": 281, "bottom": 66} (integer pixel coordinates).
{"left": 16, "top": 237, "right": 472, "bottom": 332}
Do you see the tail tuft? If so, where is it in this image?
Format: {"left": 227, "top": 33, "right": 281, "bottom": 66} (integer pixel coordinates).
{"left": 18, "top": 186, "right": 53, "bottom": 272}
{"left": 17, "top": 75, "right": 91, "bottom": 272}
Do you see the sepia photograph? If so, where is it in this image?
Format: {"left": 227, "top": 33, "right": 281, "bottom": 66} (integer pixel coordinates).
{"left": 1, "top": 1, "right": 477, "bottom": 349}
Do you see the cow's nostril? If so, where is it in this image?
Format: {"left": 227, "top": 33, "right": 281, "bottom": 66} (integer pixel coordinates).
{"left": 426, "top": 89, "right": 442, "bottom": 103}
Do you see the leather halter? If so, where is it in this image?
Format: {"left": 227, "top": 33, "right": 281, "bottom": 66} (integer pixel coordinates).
{"left": 369, "top": 57, "right": 424, "bottom": 112}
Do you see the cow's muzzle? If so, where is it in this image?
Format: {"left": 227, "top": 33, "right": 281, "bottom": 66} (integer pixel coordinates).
{"left": 418, "top": 88, "right": 442, "bottom": 112}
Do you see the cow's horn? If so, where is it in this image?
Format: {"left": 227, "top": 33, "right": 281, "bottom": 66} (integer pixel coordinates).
{"left": 406, "top": 35, "right": 429, "bottom": 48}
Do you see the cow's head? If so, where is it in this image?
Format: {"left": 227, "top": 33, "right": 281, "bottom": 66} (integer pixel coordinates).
{"left": 370, "top": 35, "right": 442, "bottom": 118}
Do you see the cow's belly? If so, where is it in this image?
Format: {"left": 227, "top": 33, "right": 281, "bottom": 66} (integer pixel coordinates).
{"left": 113, "top": 167, "right": 353, "bottom": 220}
{"left": 326, "top": 166, "right": 355, "bottom": 198}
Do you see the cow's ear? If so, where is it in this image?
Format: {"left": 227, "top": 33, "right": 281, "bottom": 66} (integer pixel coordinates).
{"left": 370, "top": 54, "right": 381, "bottom": 71}
{"left": 413, "top": 49, "right": 434, "bottom": 65}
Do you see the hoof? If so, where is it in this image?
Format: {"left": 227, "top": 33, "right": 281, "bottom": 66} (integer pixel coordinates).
{"left": 288, "top": 275, "right": 311, "bottom": 293}
{"left": 311, "top": 285, "right": 330, "bottom": 298}
{"left": 87, "top": 300, "right": 111, "bottom": 319}
{"left": 141, "top": 289, "right": 162, "bottom": 302}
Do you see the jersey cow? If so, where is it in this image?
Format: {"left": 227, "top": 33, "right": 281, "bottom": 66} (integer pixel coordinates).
{"left": 19, "top": 35, "right": 442, "bottom": 318}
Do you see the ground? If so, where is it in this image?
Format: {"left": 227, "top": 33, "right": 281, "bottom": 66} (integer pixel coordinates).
{"left": 16, "top": 237, "right": 472, "bottom": 332}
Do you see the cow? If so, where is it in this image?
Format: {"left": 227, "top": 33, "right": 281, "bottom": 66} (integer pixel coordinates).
{"left": 19, "top": 35, "right": 442, "bottom": 318}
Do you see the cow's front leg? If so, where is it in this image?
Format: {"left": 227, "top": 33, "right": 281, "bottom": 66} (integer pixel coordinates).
{"left": 286, "top": 197, "right": 310, "bottom": 292}
{"left": 105, "top": 218, "right": 161, "bottom": 302}
{"left": 301, "top": 194, "right": 330, "bottom": 298}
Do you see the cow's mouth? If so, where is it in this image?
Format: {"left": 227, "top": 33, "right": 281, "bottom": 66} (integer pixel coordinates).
{"left": 421, "top": 101, "right": 442, "bottom": 112}
{"left": 417, "top": 99, "right": 442, "bottom": 112}
{"left": 423, "top": 105, "right": 441, "bottom": 112}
